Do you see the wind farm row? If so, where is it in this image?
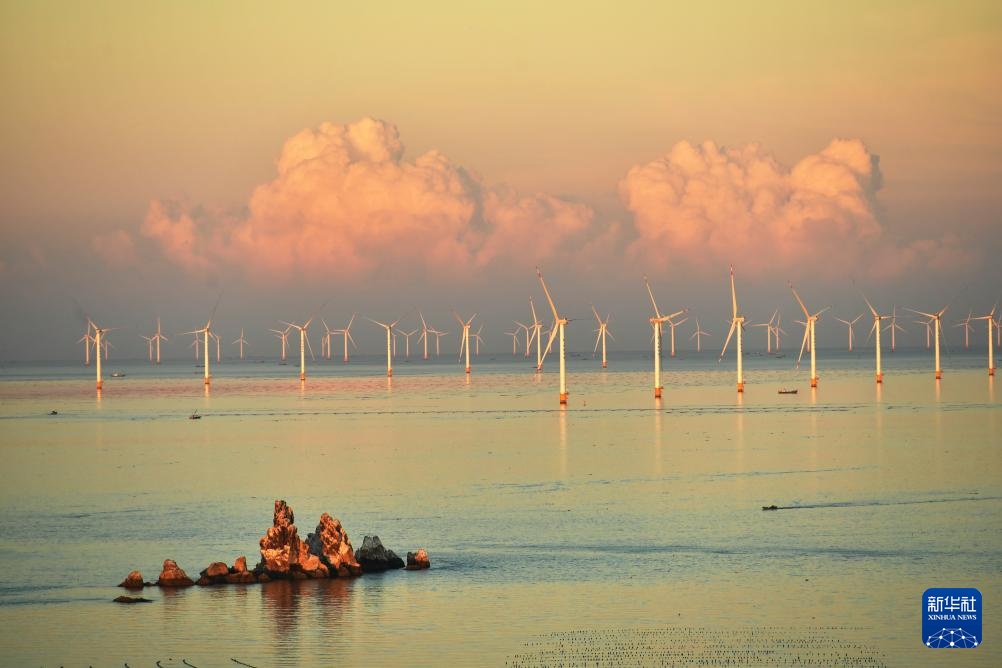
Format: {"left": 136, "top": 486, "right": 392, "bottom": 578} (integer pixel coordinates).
{"left": 78, "top": 268, "right": 1000, "bottom": 401}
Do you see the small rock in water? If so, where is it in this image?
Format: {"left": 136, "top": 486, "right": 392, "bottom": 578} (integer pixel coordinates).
{"left": 118, "top": 570, "right": 146, "bottom": 589}
{"left": 354, "top": 535, "right": 405, "bottom": 573}
{"left": 113, "top": 595, "right": 152, "bottom": 603}
{"left": 762, "top": 505, "right": 779, "bottom": 511}
{"left": 157, "top": 559, "right": 195, "bottom": 587}
{"left": 48, "top": 410, "right": 58, "bottom": 415}
{"left": 405, "top": 549, "right": 431, "bottom": 570}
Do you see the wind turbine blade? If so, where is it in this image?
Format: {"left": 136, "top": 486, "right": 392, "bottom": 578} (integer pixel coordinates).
{"left": 905, "top": 308, "right": 936, "bottom": 319}
{"left": 797, "top": 324, "right": 810, "bottom": 368}
{"left": 865, "top": 320, "right": 877, "bottom": 344}
{"left": 591, "top": 305, "right": 601, "bottom": 324}
{"left": 536, "top": 267, "right": 560, "bottom": 320}
{"left": 789, "top": 282, "right": 810, "bottom": 317}
{"left": 305, "top": 333, "right": 316, "bottom": 361}
{"left": 729, "top": 265, "right": 738, "bottom": 318}
{"left": 593, "top": 331, "right": 601, "bottom": 354}
{"left": 644, "top": 276, "right": 662, "bottom": 318}
{"left": 719, "top": 321, "right": 736, "bottom": 360}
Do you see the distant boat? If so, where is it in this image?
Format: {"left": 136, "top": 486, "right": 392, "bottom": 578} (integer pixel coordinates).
{"left": 111, "top": 372, "right": 126, "bottom": 378}
{"left": 778, "top": 388, "right": 798, "bottom": 395}
{"left": 189, "top": 411, "right": 201, "bottom": 420}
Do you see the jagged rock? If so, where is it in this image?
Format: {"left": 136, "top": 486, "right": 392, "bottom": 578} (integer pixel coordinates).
{"left": 406, "top": 549, "right": 431, "bottom": 570}
{"left": 156, "top": 559, "right": 194, "bottom": 587}
{"left": 114, "top": 595, "right": 152, "bottom": 603}
{"left": 118, "top": 570, "right": 146, "bottom": 589}
{"left": 232, "top": 556, "right": 248, "bottom": 573}
{"left": 354, "top": 536, "right": 405, "bottom": 573}
{"left": 257, "top": 499, "right": 326, "bottom": 579}
{"left": 306, "top": 513, "right": 363, "bottom": 577}
{"left": 204, "top": 562, "right": 229, "bottom": 577}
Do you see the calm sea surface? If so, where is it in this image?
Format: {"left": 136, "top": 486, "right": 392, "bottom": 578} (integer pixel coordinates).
{"left": 0, "top": 348, "right": 999, "bottom": 666}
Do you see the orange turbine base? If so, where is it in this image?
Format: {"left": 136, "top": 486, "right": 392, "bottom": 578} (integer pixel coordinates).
{"left": 602, "top": 361, "right": 607, "bottom": 368}
{"left": 205, "top": 377, "right": 211, "bottom": 386}
{"left": 465, "top": 366, "right": 471, "bottom": 374}
{"left": 737, "top": 382, "right": 744, "bottom": 393}
{"left": 990, "top": 367, "right": 995, "bottom": 376}
{"left": 387, "top": 369, "right": 393, "bottom": 377}
{"left": 300, "top": 373, "right": 305, "bottom": 381}
{"left": 876, "top": 373, "right": 883, "bottom": 384}
{"left": 96, "top": 381, "right": 102, "bottom": 390}
{"left": 654, "top": 386, "right": 662, "bottom": 398}
{"left": 935, "top": 370, "right": 942, "bottom": 380}
{"left": 559, "top": 392, "right": 568, "bottom": 404}
{"left": 810, "top": 377, "right": 818, "bottom": 388}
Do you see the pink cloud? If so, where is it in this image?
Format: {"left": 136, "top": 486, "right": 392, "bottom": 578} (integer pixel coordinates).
{"left": 620, "top": 138, "right": 975, "bottom": 278}
{"left": 137, "top": 119, "right": 976, "bottom": 284}
{"left": 91, "top": 229, "right": 138, "bottom": 268}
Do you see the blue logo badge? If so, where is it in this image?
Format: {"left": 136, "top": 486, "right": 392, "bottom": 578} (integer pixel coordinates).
{"left": 923, "top": 588, "right": 982, "bottom": 648}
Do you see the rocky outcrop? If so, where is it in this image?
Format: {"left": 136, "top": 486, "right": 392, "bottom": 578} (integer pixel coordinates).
{"left": 306, "top": 513, "right": 363, "bottom": 577}
{"left": 113, "top": 595, "right": 152, "bottom": 603}
{"left": 406, "top": 549, "right": 431, "bottom": 570}
{"left": 156, "top": 559, "right": 194, "bottom": 587}
{"left": 118, "top": 570, "right": 147, "bottom": 589}
{"left": 354, "top": 536, "right": 405, "bottom": 573}
{"left": 256, "top": 500, "right": 327, "bottom": 579}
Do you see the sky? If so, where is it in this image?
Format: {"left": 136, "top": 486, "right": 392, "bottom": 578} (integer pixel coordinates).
{"left": 1, "top": 1, "right": 1000, "bottom": 361}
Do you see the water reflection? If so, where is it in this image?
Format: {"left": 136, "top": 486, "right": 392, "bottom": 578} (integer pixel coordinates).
{"left": 558, "top": 406, "right": 568, "bottom": 478}
{"left": 653, "top": 399, "right": 663, "bottom": 476}
{"left": 263, "top": 580, "right": 302, "bottom": 648}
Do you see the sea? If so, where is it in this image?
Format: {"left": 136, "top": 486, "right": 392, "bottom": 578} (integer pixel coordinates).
{"left": 0, "top": 347, "right": 998, "bottom": 666}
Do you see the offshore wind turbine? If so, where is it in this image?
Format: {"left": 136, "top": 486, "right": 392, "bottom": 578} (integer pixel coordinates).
{"left": 885, "top": 307, "right": 905, "bottom": 352}
{"left": 514, "top": 321, "right": 530, "bottom": 357}
{"left": 78, "top": 328, "right": 95, "bottom": 366}
{"left": 505, "top": 329, "right": 519, "bottom": 355}
{"left": 955, "top": 312, "right": 973, "bottom": 349}
{"left": 790, "top": 282, "right": 830, "bottom": 389}
{"left": 591, "top": 306, "right": 613, "bottom": 368}
{"left": 282, "top": 306, "right": 323, "bottom": 381}
{"left": 140, "top": 335, "right": 153, "bottom": 362}
{"left": 645, "top": 277, "right": 684, "bottom": 398}
{"left": 834, "top": 313, "right": 864, "bottom": 352}
{"left": 190, "top": 333, "right": 201, "bottom": 361}
{"left": 210, "top": 331, "right": 221, "bottom": 363}
{"left": 972, "top": 305, "right": 997, "bottom": 376}
{"left": 397, "top": 328, "right": 418, "bottom": 359}
{"left": 773, "top": 313, "right": 787, "bottom": 351}
{"left": 431, "top": 328, "right": 447, "bottom": 356}
{"left": 320, "top": 319, "right": 334, "bottom": 360}
{"left": 719, "top": 266, "right": 747, "bottom": 393}
{"left": 862, "top": 293, "right": 888, "bottom": 383}
{"left": 472, "top": 325, "right": 484, "bottom": 356}
{"left": 906, "top": 304, "right": 949, "bottom": 379}
{"left": 368, "top": 314, "right": 403, "bottom": 377}
{"left": 334, "top": 314, "right": 357, "bottom": 363}
{"left": 270, "top": 325, "right": 291, "bottom": 363}
{"left": 690, "top": 318, "right": 710, "bottom": 353}
{"left": 453, "top": 312, "right": 477, "bottom": 374}
{"left": 418, "top": 313, "right": 431, "bottom": 360}
{"left": 750, "top": 310, "right": 777, "bottom": 353}
{"left": 528, "top": 296, "right": 544, "bottom": 371}
{"left": 151, "top": 317, "right": 168, "bottom": 364}
{"left": 665, "top": 314, "right": 688, "bottom": 358}
{"left": 537, "top": 267, "right": 570, "bottom": 405}
{"left": 233, "top": 328, "right": 249, "bottom": 360}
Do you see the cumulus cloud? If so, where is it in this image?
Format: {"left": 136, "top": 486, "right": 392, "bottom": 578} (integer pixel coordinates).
{"left": 619, "top": 138, "right": 974, "bottom": 278}
{"left": 141, "top": 118, "right": 596, "bottom": 283}
{"left": 91, "top": 229, "right": 138, "bottom": 268}
{"left": 136, "top": 119, "right": 975, "bottom": 285}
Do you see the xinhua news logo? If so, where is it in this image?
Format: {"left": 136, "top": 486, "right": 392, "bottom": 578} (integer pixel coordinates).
{"left": 923, "top": 588, "right": 982, "bottom": 649}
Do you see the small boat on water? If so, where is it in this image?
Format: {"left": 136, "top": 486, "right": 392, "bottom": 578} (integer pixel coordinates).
{"left": 778, "top": 388, "right": 798, "bottom": 395}
{"left": 111, "top": 372, "right": 126, "bottom": 378}
{"left": 189, "top": 411, "right": 201, "bottom": 420}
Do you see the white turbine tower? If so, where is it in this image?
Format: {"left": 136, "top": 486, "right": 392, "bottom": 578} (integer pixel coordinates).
{"left": 750, "top": 310, "right": 777, "bottom": 353}
{"left": 514, "top": 320, "right": 530, "bottom": 358}
{"left": 140, "top": 335, "right": 153, "bottom": 362}
{"left": 834, "top": 313, "right": 864, "bottom": 352}
{"left": 87, "top": 319, "right": 115, "bottom": 390}
{"left": 537, "top": 267, "right": 569, "bottom": 405}
{"left": 431, "top": 329, "right": 447, "bottom": 356}
{"left": 505, "top": 329, "right": 519, "bottom": 355}
{"left": 690, "top": 318, "right": 711, "bottom": 353}
{"left": 453, "top": 312, "right": 477, "bottom": 374}
{"left": 472, "top": 325, "right": 485, "bottom": 356}
{"left": 972, "top": 306, "right": 997, "bottom": 376}
{"left": 397, "top": 328, "right": 418, "bottom": 359}
{"left": 719, "top": 266, "right": 746, "bottom": 393}
{"left": 790, "top": 282, "right": 829, "bottom": 389}
{"left": 591, "top": 306, "right": 613, "bottom": 368}
{"left": 885, "top": 306, "right": 905, "bottom": 352}
{"left": 907, "top": 305, "right": 949, "bottom": 380}
{"left": 644, "top": 277, "right": 684, "bottom": 398}
{"left": 182, "top": 318, "right": 214, "bottom": 386}
{"left": 418, "top": 313, "right": 432, "bottom": 361}
{"left": 233, "top": 328, "right": 249, "bottom": 360}
{"left": 368, "top": 315, "right": 403, "bottom": 377}
{"left": 862, "top": 294, "right": 888, "bottom": 384}
{"left": 665, "top": 314, "right": 688, "bottom": 358}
